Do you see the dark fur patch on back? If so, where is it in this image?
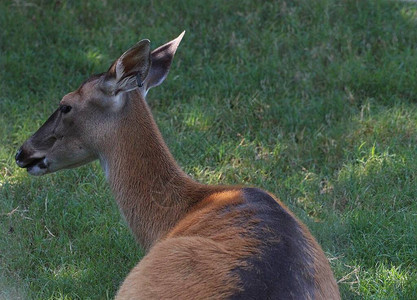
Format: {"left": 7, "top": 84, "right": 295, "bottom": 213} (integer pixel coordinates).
{"left": 229, "top": 188, "right": 315, "bottom": 299}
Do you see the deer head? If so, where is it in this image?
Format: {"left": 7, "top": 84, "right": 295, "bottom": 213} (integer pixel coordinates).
{"left": 15, "top": 32, "right": 185, "bottom": 176}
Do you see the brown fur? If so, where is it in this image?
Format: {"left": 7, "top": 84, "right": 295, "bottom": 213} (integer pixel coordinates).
{"left": 302, "top": 227, "right": 340, "bottom": 299}
{"left": 116, "top": 190, "right": 261, "bottom": 299}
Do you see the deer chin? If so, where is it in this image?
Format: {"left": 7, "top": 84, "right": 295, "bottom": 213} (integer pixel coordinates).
{"left": 31, "top": 156, "right": 97, "bottom": 176}
{"left": 26, "top": 157, "right": 49, "bottom": 176}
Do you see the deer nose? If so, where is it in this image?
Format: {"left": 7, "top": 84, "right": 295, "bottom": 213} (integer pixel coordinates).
{"left": 15, "top": 148, "right": 24, "bottom": 166}
{"left": 15, "top": 147, "right": 32, "bottom": 168}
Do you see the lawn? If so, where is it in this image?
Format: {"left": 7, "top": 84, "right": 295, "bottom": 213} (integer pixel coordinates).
{"left": 1, "top": 0, "right": 417, "bottom": 299}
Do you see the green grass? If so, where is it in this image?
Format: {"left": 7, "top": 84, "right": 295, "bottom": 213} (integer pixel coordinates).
{"left": 1, "top": 0, "right": 417, "bottom": 298}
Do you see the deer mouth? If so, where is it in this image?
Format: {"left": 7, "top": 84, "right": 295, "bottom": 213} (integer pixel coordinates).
{"left": 25, "top": 157, "right": 49, "bottom": 176}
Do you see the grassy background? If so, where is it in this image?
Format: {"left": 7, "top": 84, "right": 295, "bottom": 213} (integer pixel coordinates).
{"left": 1, "top": 0, "right": 417, "bottom": 298}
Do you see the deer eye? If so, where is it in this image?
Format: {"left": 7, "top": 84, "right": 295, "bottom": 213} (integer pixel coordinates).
{"left": 60, "top": 105, "right": 72, "bottom": 114}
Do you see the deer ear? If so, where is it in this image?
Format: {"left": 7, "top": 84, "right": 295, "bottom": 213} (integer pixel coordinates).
{"left": 143, "top": 31, "right": 185, "bottom": 95}
{"left": 103, "top": 39, "right": 151, "bottom": 95}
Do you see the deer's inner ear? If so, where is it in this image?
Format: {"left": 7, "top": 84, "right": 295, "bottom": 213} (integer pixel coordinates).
{"left": 104, "top": 40, "right": 151, "bottom": 95}
{"left": 143, "top": 31, "right": 185, "bottom": 94}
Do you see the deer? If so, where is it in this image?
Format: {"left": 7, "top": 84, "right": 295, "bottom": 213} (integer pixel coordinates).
{"left": 15, "top": 32, "right": 340, "bottom": 299}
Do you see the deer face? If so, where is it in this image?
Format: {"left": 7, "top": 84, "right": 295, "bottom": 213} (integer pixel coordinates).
{"left": 16, "top": 77, "right": 109, "bottom": 176}
{"left": 16, "top": 32, "right": 184, "bottom": 176}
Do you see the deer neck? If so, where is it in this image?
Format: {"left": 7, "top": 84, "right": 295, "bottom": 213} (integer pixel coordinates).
{"left": 99, "top": 92, "right": 203, "bottom": 252}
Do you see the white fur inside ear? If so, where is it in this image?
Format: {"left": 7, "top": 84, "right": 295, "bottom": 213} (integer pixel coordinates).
{"left": 115, "top": 64, "right": 125, "bottom": 81}
{"left": 116, "top": 76, "right": 137, "bottom": 93}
